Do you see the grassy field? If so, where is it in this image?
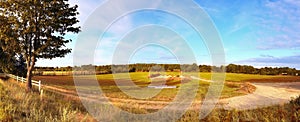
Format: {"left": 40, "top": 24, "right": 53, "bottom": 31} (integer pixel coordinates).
{"left": 196, "top": 72, "right": 300, "bottom": 82}
{"left": 33, "top": 72, "right": 300, "bottom": 101}
{"left": 0, "top": 78, "right": 95, "bottom": 122}
{"left": 33, "top": 72, "right": 250, "bottom": 101}
{"left": 1, "top": 78, "right": 300, "bottom": 121}
{"left": 33, "top": 72, "right": 300, "bottom": 86}
{"left": 2, "top": 73, "right": 300, "bottom": 121}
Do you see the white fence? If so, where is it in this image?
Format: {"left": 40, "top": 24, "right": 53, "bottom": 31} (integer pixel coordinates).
{"left": 0, "top": 73, "right": 5, "bottom": 77}
{"left": 6, "top": 74, "right": 42, "bottom": 92}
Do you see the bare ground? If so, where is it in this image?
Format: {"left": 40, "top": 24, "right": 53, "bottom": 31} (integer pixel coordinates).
{"left": 219, "top": 82, "right": 300, "bottom": 110}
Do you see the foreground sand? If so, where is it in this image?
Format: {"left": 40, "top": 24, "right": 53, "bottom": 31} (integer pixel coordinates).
{"left": 220, "top": 82, "right": 300, "bottom": 110}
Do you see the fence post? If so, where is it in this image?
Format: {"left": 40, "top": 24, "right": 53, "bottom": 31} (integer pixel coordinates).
{"left": 16, "top": 76, "right": 19, "bottom": 82}
{"left": 38, "top": 80, "right": 41, "bottom": 92}
{"left": 40, "top": 89, "right": 43, "bottom": 100}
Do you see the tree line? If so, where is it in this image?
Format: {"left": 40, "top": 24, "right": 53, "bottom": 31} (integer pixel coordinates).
{"left": 226, "top": 64, "right": 299, "bottom": 75}
{"left": 33, "top": 63, "right": 300, "bottom": 76}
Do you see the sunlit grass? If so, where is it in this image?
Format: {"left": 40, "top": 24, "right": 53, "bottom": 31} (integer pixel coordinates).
{"left": 178, "top": 97, "right": 300, "bottom": 122}
{"left": 225, "top": 73, "right": 288, "bottom": 82}
{"left": 3, "top": 74, "right": 300, "bottom": 121}
{"left": 188, "top": 72, "right": 299, "bottom": 82}
{"left": 0, "top": 78, "right": 95, "bottom": 122}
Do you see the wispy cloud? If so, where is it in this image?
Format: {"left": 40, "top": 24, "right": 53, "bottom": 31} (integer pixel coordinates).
{"left": 36, "top": 0, "right": 300, "bottom": 68}
{"left": 237, "top": 54, "right": 300, "bottom": 69}
{"left": 255, "top": 0, "right": 300, "bottom": 50}
{"left": 69, "top": 0, "right": 105, "bottom": 26}
{"left": 106, "top": 15, "right": 133, "bottom": 36}
{"left": 260, "top": 54, "right": 275, "bottom": 58}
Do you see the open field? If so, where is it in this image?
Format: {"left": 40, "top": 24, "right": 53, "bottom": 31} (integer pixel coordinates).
{"left": 195, "top": 72, "right": 300, "bottom": 82}
{"left": 33, "top": 72, "right": 250, "bottom": 101}
{"left": 32, "top": 72, "right": 300, "bottom": 107}
{"left": 1, "top": 72, "right": 299, "bottom": 121}
{"left": 32, "top": 72, "right": 300, "bottom": 100}
{"left": 1, "top": 76, "right": 300, "bottom": 121}
{"left": 31, "top": 72, "right": 300, "bottom": 112}
{"left": 33, "top": 72, "right": 300, "bottom": 86}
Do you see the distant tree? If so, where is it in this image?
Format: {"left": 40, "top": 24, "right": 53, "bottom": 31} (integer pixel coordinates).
{"left": 199, "top": 65, "right": 211, "bottom": 72}
{"left": 244, "top": 65, "right": 255, "bottom": 74}
{"left": 184, "top": 63, "right": 198, "bottom": 72}
{"left": 211, "top": 66, "right": 223, "bottom": 72}
{"left": 66, "top": 66, "right": 72, "bottom": 71}
{"left": 81, "top": 64, "right": 95, "bottom": 71}
{"left": 226, "top": 64, "right": 237, "bottom": 73}
{"left": 150, "top": 65, "right": 164, "bottom": 72}
{"left": 259, "top": 68, "right": 267, "bottom": 75}
{"left": 0, "top": 0, "right": 80, "bottom": 91}
{"left": 15, "top": 54, "right": 27, "bottom": 77}
{"left": 129, "top": 67, "right": 136, "bottom": 72}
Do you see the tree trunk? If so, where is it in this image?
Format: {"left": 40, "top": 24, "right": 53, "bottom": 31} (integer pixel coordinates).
{"left": 26, "top": 66, "right": 33, "bottom": 91}
{"left": 26, "top": 56, "right": 35, "bottom": 91}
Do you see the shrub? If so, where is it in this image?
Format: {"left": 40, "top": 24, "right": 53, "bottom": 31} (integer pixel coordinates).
{"left": 290, "top": 95, "right": 300, "bottom": 106}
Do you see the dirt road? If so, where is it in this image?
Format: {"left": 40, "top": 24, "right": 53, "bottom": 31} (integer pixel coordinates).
{"left": 219, "top": 82, "right": 300, "bottom": 110}
{"left": 39, "top": 77, "right": 300, "bottom": 111}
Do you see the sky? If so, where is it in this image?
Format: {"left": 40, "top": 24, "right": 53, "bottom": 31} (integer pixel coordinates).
{"left": 36, "top": 0, "right": 300, "bottom": 69}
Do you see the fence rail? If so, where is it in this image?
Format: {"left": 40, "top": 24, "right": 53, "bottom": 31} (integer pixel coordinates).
{"left": 6, "top": 74, "right": 42, "bottom": 92}
{"left": 0, "top": 73, "right": 6, "bottom": 77}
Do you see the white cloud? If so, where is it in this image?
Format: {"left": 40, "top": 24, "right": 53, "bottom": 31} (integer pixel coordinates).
{"left": 69, "top": 0, "right": 105, "bottom": 26}
{"left": 253, "top": 0, "right": 300, "bottom": 49}
{"left": 106, "top": 15, "right": 133, "bottom": 36}
{"left": 236, "top": 54, "right": 300, "bottom": 69}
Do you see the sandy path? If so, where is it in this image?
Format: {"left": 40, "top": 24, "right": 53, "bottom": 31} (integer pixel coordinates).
{"left": 220, "top": 82, "right": 300, "bottom": 110}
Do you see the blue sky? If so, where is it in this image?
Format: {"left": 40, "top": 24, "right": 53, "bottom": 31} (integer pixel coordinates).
{"left": 36, "top": 0, "right": 300, "bottom": 69}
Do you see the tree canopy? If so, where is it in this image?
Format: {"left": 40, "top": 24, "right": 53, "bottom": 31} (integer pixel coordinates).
{"left": 0, "top": 0, "right": 80, "bottom": 90}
